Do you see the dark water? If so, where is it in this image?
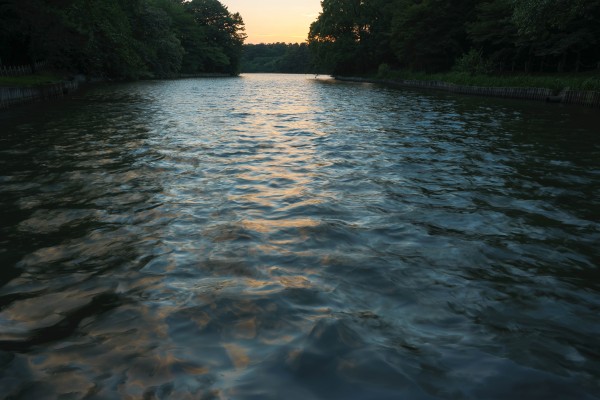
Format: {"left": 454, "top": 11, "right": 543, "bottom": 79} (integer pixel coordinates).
{"left": 1, "top": 74, "right": 599, "bottom": 399}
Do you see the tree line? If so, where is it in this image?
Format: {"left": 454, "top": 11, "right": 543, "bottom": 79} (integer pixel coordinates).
{"left": 308, "top": 0, "right": 600, "bottom": 76}
{"left": 241, "top": 43, "right": 312, "bottom": 73}
{"left": 0, "top": 0, "right": 246, "bottom": 79}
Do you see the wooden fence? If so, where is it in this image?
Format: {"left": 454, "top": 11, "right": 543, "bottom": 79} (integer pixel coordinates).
{"left": 562, "top": 90, "right": 600, "bottom": 107}
{"left": 0, "top": 61, "right": 48, "bottom": 77}
{"left": 0, "top": 81, "right": 79, "bottom": 109}
{"left": 392, "top": 79, "right": 555, "bottom": 102}
{"left": 336, "top": 76, "right": 600, "bottom": 108}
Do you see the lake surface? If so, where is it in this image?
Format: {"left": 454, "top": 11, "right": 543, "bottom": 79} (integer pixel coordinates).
{"left": 1, "top": 74, "right": 599, "bottom": 399}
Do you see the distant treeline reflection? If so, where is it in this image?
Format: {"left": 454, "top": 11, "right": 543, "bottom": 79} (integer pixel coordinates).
{"left": 241, "top": 43, "right": 313, "bottom": 74}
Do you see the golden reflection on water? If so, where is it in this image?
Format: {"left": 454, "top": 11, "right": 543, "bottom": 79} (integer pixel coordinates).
{"left": 224, "top": 343, "right": 251, "bottom": 370}
{"left": 241, "top": 217, "right": 320, "bottom": 233}
{"left": 230, "top": 317, "right": 257, "bottom": 340}
{"left": 1, "top": 74, "right": 599, "bottom": 399}
{"left": 277, "top": 275, "right": 313, "bottom": 289}
{"left": 144, "top": 79, "right": 330, "bottom": 324}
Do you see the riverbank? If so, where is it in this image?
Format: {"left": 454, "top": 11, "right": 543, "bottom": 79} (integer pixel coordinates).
{"left": 0, "top": 73, "right": 240, "bottom": 109}
{"left": 168, "top": 73, "right": 233, "bottom": 79}
{"left": 336, "top": 76, "right": 600, "bottom": 108}
{"left": 0, "top": 80, "right": 80, "bottom": 109}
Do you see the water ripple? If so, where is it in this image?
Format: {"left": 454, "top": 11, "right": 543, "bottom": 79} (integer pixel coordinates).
{"left": 0, "top": 74, "right": 599, "bottom": 399}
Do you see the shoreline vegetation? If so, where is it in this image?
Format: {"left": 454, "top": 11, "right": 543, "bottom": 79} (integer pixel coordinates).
{"left": 1, "top": 1, "right": 246, "bottom": 81}
{"left": 333, "top": 68, "right": 600, "bottom": 107}
{"left": 3, "top": 70, "right": 599, "bottom": 109}
{"left": 0, "top": 71, "right": 235, "bottom": 88}
{"left": 0, "top": 71, "right": 236, "bottom": 109}
{"left": 375, "top": 69, "right": 600, "bottom": 93}
{"left": 335, "top": 75, "right": 600, "bottom": 108}
{"left": 308, "top": 0, "right": 600, "bottom": 107}
{"left": 1, "top": 0, "right": 247, "bottom": 108}
{"left": 3, "top": 0, "right": 599, "bottom": 109}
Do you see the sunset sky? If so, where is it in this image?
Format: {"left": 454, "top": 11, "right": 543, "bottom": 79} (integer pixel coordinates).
{"left": 220, "top": 0, "right": 322, "bottom": 44}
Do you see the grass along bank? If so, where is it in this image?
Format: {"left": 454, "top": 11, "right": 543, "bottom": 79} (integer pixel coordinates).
{"left": 375, "top": 68, "right": 600, "bottom": 93}
{"left": 0, "top": 74, "right": 66, "bottom": 87}
{"left": 339, "top": 67, "right": 600, "bottom": 107}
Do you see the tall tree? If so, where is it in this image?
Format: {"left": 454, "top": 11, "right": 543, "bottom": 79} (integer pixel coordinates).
{"left": 308, "top": 0, "right": 393, "bottom": 75}
{"left": 0, "top": 0, "right": 246, "bottom": 77}
{"left": 130, "top": 0, "right": 184, "bottom": 77}
{"left": 0, "top": 0, "right": 78, "bottom": 68}
{"left": 390, "top": 0, "right": 478, "bottom": 72}
{"left": 512, "top": 0, "right": 600, "bottom": 72}
{"left": 468, "top": 0, "right": 518, "bottom": 71}
{"left": 183, "top": 0, "right": 246, "bottom": 74}
{"left": 61, "top": 0, "right": 145, "bottom": 78}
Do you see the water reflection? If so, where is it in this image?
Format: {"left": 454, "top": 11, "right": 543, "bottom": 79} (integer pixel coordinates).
{"left": 0, "top": 74, "right": 599, "bottom": 399}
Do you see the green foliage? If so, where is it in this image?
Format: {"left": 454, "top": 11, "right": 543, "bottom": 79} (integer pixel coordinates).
{"left": 308, "top": 0, "right": 394, "bottom": 75}
{"left": 182, "top": 0, "right": 246, "bottom": 75}
{"left": 454, "top": 49, "right": 495, "bottom": 75}
{"left": 377, "top": 63, "right": 391, "bottom": 78}
{"left": 133, "top": 1, "right": 185, "bottom": 77}
{"left": 512, "top": 0, "right": 600, "bottom": 72}
{"left": 64, "top": 0, "right": 146, "bottom": 79}
{"left": 308, "top": 0, "right": 600, "bottom": 76}
{"left": 467, "top": 0, "right": 518, "bottom": 70}
{"left": 391, "top": 0, "right": 478, "bottom": 72}
{"left": 0, "top": 0, "right": 246, "bottom": 79}
{"left": 381, "top": 69, "right": 600, "bottom": 91}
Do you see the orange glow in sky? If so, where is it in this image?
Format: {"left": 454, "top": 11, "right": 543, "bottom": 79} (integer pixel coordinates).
{"left": 220, "top": 0, "right": 322, "bottom": 44}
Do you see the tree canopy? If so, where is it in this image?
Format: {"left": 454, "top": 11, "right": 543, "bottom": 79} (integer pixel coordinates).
{"left": 0, "top": 0, "right": 247, "bottom": 78}
{"left": 308, "top": 0, "right": 600, "bottom": 75}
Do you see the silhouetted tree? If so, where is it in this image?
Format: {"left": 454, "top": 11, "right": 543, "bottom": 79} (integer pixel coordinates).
{"left": 0, "top": 0, "right": 246, "bottom": 78}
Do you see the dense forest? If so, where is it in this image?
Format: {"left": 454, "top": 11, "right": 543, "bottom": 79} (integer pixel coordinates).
{"left": 241, "top": 43, "right": 312, "bottom": 73}
{"left": 0, "top": 0, "right": 246, "bottom": 78}
{"left": 308, "top": 0, "right": 600, "bottom": 76}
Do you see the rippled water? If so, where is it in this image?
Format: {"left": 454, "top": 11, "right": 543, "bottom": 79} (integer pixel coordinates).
{"left": 1, "top": 74, "right": 599, "bottom": 399}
